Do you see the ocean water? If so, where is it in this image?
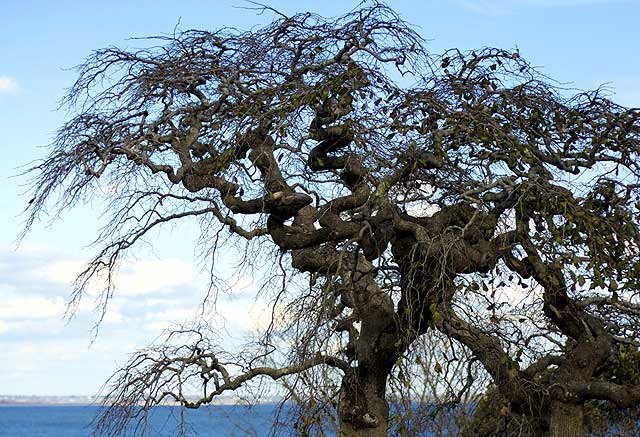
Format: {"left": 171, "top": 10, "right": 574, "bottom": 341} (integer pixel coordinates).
{"left": 0, "top": 404, "right": 291, "bottom": 437}
{"left": 0, "top": 402, "right": 474, "bottom": 436}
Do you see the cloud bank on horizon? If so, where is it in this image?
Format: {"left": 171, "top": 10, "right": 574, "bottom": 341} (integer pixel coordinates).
{"left": 0, "top": 244, "right": 271, "bottom": 395}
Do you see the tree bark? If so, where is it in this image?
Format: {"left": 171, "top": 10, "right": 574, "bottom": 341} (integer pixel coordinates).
{"left": 338, "top": 369, "right": 390, "bottom": 437}
{"left": 549, "top": 401, "right": 585, "bottom": 437}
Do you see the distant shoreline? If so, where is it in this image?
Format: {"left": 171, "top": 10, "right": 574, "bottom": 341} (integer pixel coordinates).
{"left": 0, "top": 396, "right": 278, "bottom": 407}
{"left": 0, "top": 403, "right": 98, "bottom": 407}
{"left": 0, "top": 396, "right": 102, "bottom": 406}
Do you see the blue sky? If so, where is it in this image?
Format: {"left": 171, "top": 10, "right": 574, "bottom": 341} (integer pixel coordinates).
{"left": 1, "top": 0, "right": 639, "bottom": 396}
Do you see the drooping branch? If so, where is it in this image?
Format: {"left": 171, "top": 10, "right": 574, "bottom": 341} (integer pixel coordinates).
{"left": 94, "top": 329, "right": 351, "bottom": 436}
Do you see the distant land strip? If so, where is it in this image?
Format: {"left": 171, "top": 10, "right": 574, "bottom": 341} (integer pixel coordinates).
{"left": 0, "top": 395, "right": 264, "bottom": 406}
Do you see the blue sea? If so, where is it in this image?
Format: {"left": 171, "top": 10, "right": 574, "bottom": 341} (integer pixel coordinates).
{"left": 0, "top": 404, "right": 291, "bottom": 436}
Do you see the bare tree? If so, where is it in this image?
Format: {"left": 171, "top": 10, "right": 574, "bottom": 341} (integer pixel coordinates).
{"left": 23, "top": 2, "right": 640, "bottom": 436}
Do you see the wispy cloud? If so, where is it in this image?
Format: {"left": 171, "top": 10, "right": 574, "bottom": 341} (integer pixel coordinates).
{"left": 0, "top": 76, "right": 19, "bottom": 94}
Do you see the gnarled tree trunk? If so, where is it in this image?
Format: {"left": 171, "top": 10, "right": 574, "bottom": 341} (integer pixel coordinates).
{"left": 549, "top": 401, "right": 584, "bottom": 437}
{"left": 338, "top": 368, "right": 390, "bottom": 437}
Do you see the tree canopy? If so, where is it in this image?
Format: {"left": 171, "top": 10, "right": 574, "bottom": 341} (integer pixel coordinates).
{"left": 24, "top": 2, "right": 640, "bottom": 436}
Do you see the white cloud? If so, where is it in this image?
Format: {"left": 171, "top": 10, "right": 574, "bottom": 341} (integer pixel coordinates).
{"left": 118, "top": 259, "right": 195, "bottom": 296}
{"left": 0, "top": 295, "right": 64, "bottom": 320}
{"left": 144, "top": 307, "right": 196, "bottom": 324}
{"left": 44, "top": 258, "right": 196, "bottom": 296}
{"left": 0, "top": 76, "right": 19, "bottom": 94}
{"left": 44, "top": 260, "right": 84, "bottom": 284}
{"left": 495, "top": 283, "right": 536, "bottom": 304}
{"left": 405, "top": 201, "right": 439, "bottom": 218}
{"left": 216, "top": 296, "right": 282, "bottom": 332}
{"left": 0, "top": 244, "right": 273, "bottom": 395}
{"left": 141, "top": 296, "right": 189, "bottom": 306}
{"left": 102, "top": 304, "right": 124, "bottom": 324}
